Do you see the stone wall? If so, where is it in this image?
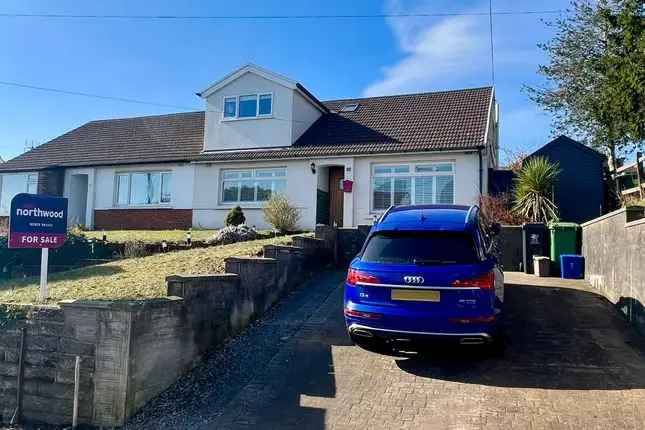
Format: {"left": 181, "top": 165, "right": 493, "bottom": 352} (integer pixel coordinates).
{"left": 582, "top": 207, "right": 645, "bottom": 335}
{"left": 0, "top": 231, "right": 335, "bottom": 427}
{"left": 0, "top": 306, "right": 95, "bottom": 425}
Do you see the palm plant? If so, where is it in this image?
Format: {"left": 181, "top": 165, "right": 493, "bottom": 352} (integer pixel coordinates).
{"left": 512, "top": 156, "right": 561, "bottom": 223}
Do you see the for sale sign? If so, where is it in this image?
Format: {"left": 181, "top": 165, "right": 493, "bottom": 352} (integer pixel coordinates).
{"left": 8, "top": 193, "right": 68, "bottom": 249}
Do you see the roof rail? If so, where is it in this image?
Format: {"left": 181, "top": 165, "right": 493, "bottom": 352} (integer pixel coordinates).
{"left": 377, "top": 205, "right": 395, "bottom": 224}
{"left": 464, "top": 205, "right": 479, "bottom": 226}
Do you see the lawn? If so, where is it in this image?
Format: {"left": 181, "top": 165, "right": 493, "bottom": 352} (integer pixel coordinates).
{"left": 0, "top": 235, "right": 296, "bottom": 304}
{"left": 84, "top": 229, "right": 217, "bottom": 243}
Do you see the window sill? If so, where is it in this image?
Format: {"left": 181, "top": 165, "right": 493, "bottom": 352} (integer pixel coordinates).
{"left": 221, "top": 115, "right": 274, "bottom": 123}
{"left": 216, "top": 203, "right": 266, "bottom": 210}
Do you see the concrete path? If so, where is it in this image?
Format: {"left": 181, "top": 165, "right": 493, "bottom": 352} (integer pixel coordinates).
{"left": 127, "top": 271, "right": 645, "bottom": 430}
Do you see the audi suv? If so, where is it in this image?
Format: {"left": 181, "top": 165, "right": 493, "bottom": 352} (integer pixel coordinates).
{"left": 343, "top": 205, "right": 503, "bottom": 353}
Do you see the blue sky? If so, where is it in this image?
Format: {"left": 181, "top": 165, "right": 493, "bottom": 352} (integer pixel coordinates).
{"left": 0, "top": 0, "right": 568, "bottom": 163}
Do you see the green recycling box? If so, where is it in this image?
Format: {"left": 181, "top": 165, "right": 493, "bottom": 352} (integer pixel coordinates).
{"left": 549, "top": 222, "right": 579, "bottom": 273}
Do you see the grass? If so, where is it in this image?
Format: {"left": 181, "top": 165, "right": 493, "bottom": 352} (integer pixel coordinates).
{"left": 84, "top": 229, "right": 218, "bottom": 243}
{"left": 0, "top": 235, "right": 296, "bottom": 304}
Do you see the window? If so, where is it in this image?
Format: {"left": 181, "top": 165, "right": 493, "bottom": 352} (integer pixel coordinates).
{"left": 221, "top": 167, "right": 286, "bottom": 203}
{"left": 259, "top": 94, "right": 272, "bottom": 115}
{"left": 26, "top": 174, "right": 38, "bottom": 194}
{"left": 361, "top": 231, "right": 478, "bottom": 265}
{"left": 222, "top": 93, "right": 272, "bottom": 120}
{"left": 239, "top": 95, "right": 258, "bottom": 118}
{"left": 114, "top": 171, "right": 171, "bottom": 206}
{"left": 340, "top": 103, "right": 359, "bottom": 112}
{"left": 0, "top": 172, "right": 38, "bottom": 215}
{"left": 371, "top": 162, "right": 455, "bottom": 210}
{"left": 224, "top": 97, "right": 236, "bottom": 118}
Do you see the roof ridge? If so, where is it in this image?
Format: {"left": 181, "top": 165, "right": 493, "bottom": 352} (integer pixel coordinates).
{"left": 88, "top": 110, "right": 204, "bottom": 124}
{"left": 322, "top": 86, "right": 493, "bottom": 104}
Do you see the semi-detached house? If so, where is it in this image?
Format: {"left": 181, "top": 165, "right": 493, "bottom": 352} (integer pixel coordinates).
{"left": 0, "top": 64, "right": 499, "bottom": 230}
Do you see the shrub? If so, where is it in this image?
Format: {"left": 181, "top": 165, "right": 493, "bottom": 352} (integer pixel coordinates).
{"left": 479, "top": 194, "right": 529, "bottom": 225}
{"left": 225, "top": 206, "right": 246, "bottom": 226}
{"left": 210, "top": 224, "right": 257, "bottom": 245}
{"left": 512, "top": 156, "right": 561, "bottom": 223}
{"left": 263, "top": 194, "right": 300, "bottom": 233}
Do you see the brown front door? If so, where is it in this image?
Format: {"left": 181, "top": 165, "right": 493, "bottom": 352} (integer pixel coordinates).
{"left": 328, "top": 167, "right": 344, "bottom": 227}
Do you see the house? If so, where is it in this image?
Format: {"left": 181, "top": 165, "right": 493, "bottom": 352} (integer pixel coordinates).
{"left": 0, "top": 64, "right": 499, "bottom": 230}
{"left": 525, "top": 136, "right": 606, "bottom": 223}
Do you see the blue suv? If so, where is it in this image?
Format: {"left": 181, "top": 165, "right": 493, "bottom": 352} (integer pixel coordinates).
{"left": 344, "top": 205, "right": 503, "bottom": 353}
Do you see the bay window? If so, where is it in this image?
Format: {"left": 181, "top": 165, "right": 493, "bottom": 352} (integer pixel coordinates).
{"left": 114, "top": 171, "right": 171, "bottom": 206}
{"left": 371, "top": 162, "right": 455, "bottom": 211}
{"left": 222, "top": 93, "right": 273, "bottom": 120}
{"left": 221, "top": 167, "right": 286, "bottom": 203}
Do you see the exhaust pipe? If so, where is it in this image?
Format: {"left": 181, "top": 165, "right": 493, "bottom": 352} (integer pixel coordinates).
{"left": 460, "top": 337, "right": 485, "bottom": 345}
{"left": 351, "top": 328, "right": 374, "bottom": 338}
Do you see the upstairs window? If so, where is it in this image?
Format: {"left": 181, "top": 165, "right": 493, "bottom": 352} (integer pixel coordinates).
{"left": 224, "top": 97, "right": 236, "bottom": 118}
{"left": 222, "top": 93, "right": 273, "bottom": 120}
{"left": 221, "top": 167, "right": 286, "bottom": 203}
{"left": 114, "top": 171, "right": 172, "bottom": 206}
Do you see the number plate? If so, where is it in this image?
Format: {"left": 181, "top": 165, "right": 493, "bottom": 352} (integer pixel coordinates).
{"left": 391, "top": 289, "right": 440, "bottom": 302}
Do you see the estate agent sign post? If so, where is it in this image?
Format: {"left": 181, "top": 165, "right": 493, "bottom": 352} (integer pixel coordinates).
{"left": 8, "top": 193, "right": 68, "bottom": 300}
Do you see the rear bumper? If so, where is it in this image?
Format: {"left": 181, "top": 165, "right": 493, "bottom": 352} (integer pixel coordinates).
{"left": 347, "top": 322, "right": 493, "bottom": 345}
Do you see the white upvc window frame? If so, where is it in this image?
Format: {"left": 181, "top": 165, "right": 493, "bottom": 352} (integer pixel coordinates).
{"left": 220, "top": 167, "right": 286, "bottom": 205}
{"left": 370, "top": 161, "right": 456, "bottom": 212}
{"left": 221, "top": 92, "right": 273, "bottom": 121}
{"left": 113, "top": 170, "right": 172, "bottom": 208}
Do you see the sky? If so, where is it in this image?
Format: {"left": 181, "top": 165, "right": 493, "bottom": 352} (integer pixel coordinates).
{"left": 0, "top": 0, "right": 569, "bottom": 163}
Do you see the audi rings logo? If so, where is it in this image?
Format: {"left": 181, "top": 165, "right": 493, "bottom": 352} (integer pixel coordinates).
{"left": 403, "top": 276, "right": 424, "bottom": 284}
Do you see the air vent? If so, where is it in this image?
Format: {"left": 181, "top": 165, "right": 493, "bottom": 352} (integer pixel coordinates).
{"left": 340, "top": 103, "right": 359, "bottom": 112}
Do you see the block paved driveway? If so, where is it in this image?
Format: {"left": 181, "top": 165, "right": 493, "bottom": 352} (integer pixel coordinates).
{"left": 127, "top": 271, "right": 645, "bottom": 430}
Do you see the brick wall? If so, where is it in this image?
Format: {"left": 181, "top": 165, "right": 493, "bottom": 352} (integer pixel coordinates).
{"left": 94, "top": 209, "right": 192, "bottom": 230}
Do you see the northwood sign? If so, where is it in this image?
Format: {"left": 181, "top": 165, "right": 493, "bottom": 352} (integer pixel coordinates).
{"left": 8, "top": 193, "right": 68, "bottom": 300}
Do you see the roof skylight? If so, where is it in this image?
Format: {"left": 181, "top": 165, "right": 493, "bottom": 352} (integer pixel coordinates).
{"left": 340, "top": 103, "right": 359, "bottom": 112}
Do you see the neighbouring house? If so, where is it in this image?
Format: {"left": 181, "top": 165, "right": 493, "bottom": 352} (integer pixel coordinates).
{"left": 489, "top": 135, "right": 606, "bottom": 224}
{"left": 0, "top": 64, "right": 499, "bottom": 230}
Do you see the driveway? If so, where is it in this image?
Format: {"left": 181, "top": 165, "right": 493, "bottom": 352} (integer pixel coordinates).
{"left": 127, "top": 271, "right": 645, "bottom": 430}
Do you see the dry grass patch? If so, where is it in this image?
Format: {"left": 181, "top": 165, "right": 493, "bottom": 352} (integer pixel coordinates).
{"left": 0, "top": 235, "right": 296, "bottom": 304}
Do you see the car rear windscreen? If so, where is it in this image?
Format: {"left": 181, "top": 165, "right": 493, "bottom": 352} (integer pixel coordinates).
{"left": 361, "top": 231, "right": 479, "bottom": 265}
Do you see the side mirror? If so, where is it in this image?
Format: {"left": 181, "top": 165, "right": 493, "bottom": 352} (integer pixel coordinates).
{"left": 490, "top": 222, "right": 501, "bottom": 236}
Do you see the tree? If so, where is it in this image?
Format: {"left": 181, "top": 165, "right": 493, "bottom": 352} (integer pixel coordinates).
{"left": 512, "top": 157, "right": 562, "bottom": 223}
{"left": 526, "top": 0, "right": 644, "bottom": 159}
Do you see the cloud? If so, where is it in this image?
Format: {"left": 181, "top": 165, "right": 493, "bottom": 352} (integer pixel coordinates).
{"left": 363, "top": 7, "right": 488, "bottom": 97}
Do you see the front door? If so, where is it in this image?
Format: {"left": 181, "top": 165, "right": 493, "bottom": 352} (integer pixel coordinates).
{"left": 328, "top": 167, "right": 344, "bottom": 227}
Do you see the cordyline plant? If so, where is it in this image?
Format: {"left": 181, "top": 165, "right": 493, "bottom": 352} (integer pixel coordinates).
{"left": 512, "top": 157, "right": 562, "bottom": 223}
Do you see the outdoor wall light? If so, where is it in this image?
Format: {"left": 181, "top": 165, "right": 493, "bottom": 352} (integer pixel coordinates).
{"left": 310, "top": 162, "right": 316, "bottom": 174}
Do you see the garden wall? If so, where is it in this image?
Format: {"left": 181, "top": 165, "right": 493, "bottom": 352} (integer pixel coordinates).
{"left": 582, "top": 207, "right": 645, "bottom": 335}
{"left": 0, "top": 229, "right": 336, "bottom": 427}
{"left": 0, "top": 305, "right": 95, "bottom": 425}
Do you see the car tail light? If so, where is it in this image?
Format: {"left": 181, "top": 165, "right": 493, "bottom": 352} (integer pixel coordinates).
{"left": 346, "top": 268, "right": 380, "bottom": 286}
{"left": 452, "top": 271, "right": 495, "bottom": 290}
{"left": 344, "top": 308, "right": 382, "bottom": 319}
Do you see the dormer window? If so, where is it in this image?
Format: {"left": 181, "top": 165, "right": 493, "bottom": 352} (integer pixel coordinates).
{"left": 222, "top": 93, "right": 273, "bottom": 120}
